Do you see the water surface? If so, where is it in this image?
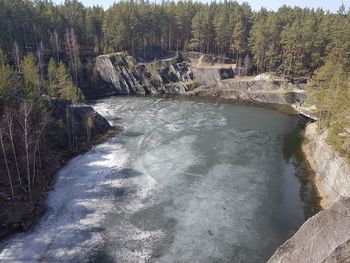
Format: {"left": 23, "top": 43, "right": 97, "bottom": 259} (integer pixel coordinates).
{"left": 0, "top": 96, "right": 319, "bottom": 263}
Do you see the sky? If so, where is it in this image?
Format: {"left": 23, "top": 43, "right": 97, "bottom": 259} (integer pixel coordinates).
{"left": 52, "top": 0, "right": 345, "bottom": 13}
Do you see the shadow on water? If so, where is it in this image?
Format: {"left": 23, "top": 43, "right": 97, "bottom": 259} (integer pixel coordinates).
{"left": 282, "top": 127, "right": 322, "bottom": 219}
{"left": 110, "top": 168, "right": 143, "bottom": 179}
{"left": 90, "top": 250, "right": 116, "bottom": 263}
{"left": 122, "top": 130, "right": 144, "bottom": 138}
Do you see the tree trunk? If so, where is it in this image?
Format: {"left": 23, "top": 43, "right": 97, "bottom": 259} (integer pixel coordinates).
{"left": 0, "top": 128, "right": 14, "bottom": 198}
{"left": 5, "top": 110, "right": 24, "bottom": 189}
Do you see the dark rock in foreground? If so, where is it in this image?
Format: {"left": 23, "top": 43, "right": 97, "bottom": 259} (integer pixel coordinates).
{"left": 268, "top": 197, "right": 350, "bottom": 263}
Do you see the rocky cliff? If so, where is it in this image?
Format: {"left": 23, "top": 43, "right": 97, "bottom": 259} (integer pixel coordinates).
{"left": 269, "top": 123, "right": 350, "bottom": 262}
{"left": 303, "top": 123, "right": 350, "bottom": 207}
{"left": 95, "top": 52, "right": 308, "bottom": 111}
{"left": 268, "top": 197, "right": 350, "bottom": 263}
{"left": 95, "top": 53, "right": 193, "bottom": 95}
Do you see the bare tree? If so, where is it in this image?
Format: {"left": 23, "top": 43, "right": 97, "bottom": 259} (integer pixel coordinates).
{"left": 66, "top": 108, "right": 72, "bottom": 150}
{"left": 32, "top": 119, "right": 46, "bottom": 186}
{"left": 0, "top": 127, "right": 14, "bottom": 198}
{"left": 37, "top": 41, "right": 44, "bottom": 82}
{"left": 13, "top": 42, "right": 21, "bottom": 72}
{"left": 54, "top": 30, "right": 60, "bottom": 62}
{"left": 5, "top": 109, "right": 24, "bottom": 190}
{"left": 65, "top": 28, "right": 81, "bottom": 85}
{"left": 18, "top": 101, "right": 33, "bottom": 199}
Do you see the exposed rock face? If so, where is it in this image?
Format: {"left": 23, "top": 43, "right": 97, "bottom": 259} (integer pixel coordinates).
{"left": 191, "top": 87, "right": 307, "bottom": 109}
{"left": 65, "top": 105, "right": 111, "bottom": 140}
{"left": 95, "top": 53, "right": 193, "bottom": 95}
{"left": 95, "top": 52, "right": 308, "bottom": 110}
{"left": 49, "top": 100, "right": 111, "bottom": 149}
{"left": 248, "top": 90, "right": 307, "bottom": 105}
{"left": 323, "top": 239, "right": 350, "bottom": 263}
{"left": 191, "top": 68, "right": 223, "bottom": 86}
{"left": 303, "top": 123, "right": 350, "bottom": 207}
{"left": 268, "top": 197, "right": 350, "bottom": 263}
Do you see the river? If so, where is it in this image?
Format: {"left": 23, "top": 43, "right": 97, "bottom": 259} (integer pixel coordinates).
{"left": 0, "top": 96, "right": 319, "bottom": 263}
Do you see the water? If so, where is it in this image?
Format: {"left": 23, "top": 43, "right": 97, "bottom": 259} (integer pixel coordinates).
{"left": 0, "top": 96, "right": 320, "bottom": 263}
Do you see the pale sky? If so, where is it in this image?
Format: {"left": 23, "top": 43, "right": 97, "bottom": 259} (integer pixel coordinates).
{"left": 52, "top": 0, "right": 346, "bottom": 12}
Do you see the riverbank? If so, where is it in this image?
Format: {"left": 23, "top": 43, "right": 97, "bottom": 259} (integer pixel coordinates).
{"left": 0, "top": 106, "right": 121, "bottom": 242}
{"left": 186, "top": 86, "right": 306, "bottom": 115}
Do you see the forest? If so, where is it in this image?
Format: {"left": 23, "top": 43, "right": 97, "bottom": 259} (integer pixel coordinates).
{"left": 1, "top": 0, "right": 350, "bottom": 78}
{"left": 0, "top": 0, "right": 349, "bottom": 204}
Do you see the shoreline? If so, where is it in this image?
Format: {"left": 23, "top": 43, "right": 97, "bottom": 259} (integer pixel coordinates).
{"left": 301, "top": 123, "right": 350, "bottom": 208}
{"left": 0, "top": 126, "right": 122, "bottom": 243}
{"left": 302, "top": 140, "right": 332, "bottom": 209}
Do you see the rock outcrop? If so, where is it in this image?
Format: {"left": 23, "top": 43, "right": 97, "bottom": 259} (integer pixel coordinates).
{"left": 190, "top": 86, "right": 307, "bottom": 112}
{"left": 268, "top": 197, "right": 350, "bottom": 263}
{"left": 95, "top": 52, "right": 308, "bottom": 111}
{"left": 303, "top": 123, "right": 350, "bottom": 207}
{"left": 48, "top": 100, "right": 111, "bottom": 149}
{"left": 95, "top": 53, "right": 193, "bottom": 95}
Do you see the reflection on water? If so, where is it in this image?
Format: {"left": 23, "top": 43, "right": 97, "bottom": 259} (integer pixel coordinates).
{"left": 282, "top": 129, "right": 321, "bottom": 219}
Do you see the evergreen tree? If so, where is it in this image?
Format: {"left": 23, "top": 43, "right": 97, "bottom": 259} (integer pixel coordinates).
{"left": 47, "top": 58, "right": 84, "bottom": 103}
{"left": 0, "top": 50, "right": 17, "bottom": 108}
{"left": 20, "top": 54, "right": 42, "bottom": 100}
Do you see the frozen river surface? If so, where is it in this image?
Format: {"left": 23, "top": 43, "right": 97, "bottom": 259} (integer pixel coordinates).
{"left": 0, "top": 96, "right": 319, "bottom": 262}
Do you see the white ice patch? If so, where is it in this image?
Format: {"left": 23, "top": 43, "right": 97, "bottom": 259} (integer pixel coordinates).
{"left": 0, "top": 137, "right": 137, "bottom": 263}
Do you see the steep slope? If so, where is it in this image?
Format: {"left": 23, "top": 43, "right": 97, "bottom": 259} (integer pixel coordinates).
{"left": 95, "top": 53, "right": 193, "bottom": 95}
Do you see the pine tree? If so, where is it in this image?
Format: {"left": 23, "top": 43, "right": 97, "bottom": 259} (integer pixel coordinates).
{"left": 20, "top": 54, "right": 42, "bottom": 100}
{"left": 0, "top": 50, "right": 17, "bottom": 107}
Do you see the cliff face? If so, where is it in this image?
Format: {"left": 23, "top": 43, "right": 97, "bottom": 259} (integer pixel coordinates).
{"left": 95, "top": 53, "right": 308, "bottom": 111}
{"left": 50, "top": 101, "right": 111, "bottom": 147}
{"left": 95, "top": 53, "right": 193, "bottom": 95}
{"left": 269, "top": 123, "right": 350, "bottom": 262}
{"left": 303, "top": 123, "right": 350, "bottom": 207}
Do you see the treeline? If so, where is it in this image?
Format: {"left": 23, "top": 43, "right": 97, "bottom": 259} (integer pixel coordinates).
{"left": 1, "top": 1, "right": 350, "bottom": 81}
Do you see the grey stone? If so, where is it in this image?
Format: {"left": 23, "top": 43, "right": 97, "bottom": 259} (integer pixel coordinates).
{"left": 268, "top": 197, "right": 350, "bottom": 263}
